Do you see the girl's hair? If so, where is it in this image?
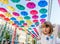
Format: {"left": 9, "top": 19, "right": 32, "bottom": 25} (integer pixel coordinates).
{"left": 41, "top": 21, "right": 53, "bottom": 34}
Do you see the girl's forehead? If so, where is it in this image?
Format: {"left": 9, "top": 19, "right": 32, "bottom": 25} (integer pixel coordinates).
{"left": 41, "top": 24, "right": 46, "bottom": 28}
{"left": 41, "top": 23, "right": 50, "bottom": 28}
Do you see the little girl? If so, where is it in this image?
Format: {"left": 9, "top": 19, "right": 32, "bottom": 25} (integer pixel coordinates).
{"left": 37, "top": 21, "right": 60, "bottom": 44}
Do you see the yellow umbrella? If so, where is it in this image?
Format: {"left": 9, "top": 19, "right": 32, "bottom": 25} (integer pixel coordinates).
{"left": 7, "top": 6, "right": 15, "bottom": 11}
{"left": 0, "top": 0, "right": 2, "bottom": 2}
{"left": 22, "top": 27, "right": 28, "bottom": 34}
{"left": 26, "top": 20, "right": 33, "bottom": 26}
{"left": 8, "top": 20, "right": 14, "bottom": 25}
{"left": 1, "top": 0, "right": 9, "bottom": 4}
{"left": 17, "top": 16, "right": 23, "bottom": 21}
{"left": 5, "top": 12, "right": 12, "bottom": 18}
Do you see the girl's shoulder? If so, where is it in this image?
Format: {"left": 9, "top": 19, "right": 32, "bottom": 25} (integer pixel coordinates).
{"left": 50, "top": 34, "right": 54, "bottom": 39}
{"left": 49, "top": 34, "right": 58, "bottom": 41}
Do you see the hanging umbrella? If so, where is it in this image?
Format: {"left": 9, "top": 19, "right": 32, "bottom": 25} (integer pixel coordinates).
{"left": 0, "top": 0, "right": 52, "bottom": 39}
{"left": 58, "top": 0, "right": 60, "bottom": 6}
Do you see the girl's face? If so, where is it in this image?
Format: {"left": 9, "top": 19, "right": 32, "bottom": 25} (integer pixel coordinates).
{"left": 42, "top": 27, "right": 50, "bottom": 35}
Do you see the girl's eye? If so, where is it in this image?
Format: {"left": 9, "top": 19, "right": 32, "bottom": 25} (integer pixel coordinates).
{"left": 46, "top": 25, "right": 49, "bottom": 27}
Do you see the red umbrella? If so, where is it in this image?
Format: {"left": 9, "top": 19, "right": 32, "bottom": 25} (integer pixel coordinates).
{"left": 19, "top": 28, "right": 23, "bottom": 30}
{"left": 33, "top": 28, "right": 39, "bottom": 35}
{"left": 12, "top": 23, "right": 18, "bottom": 27}
{"left": 4, "top": 17, "right": 10, "bottom": 21}
{"left": 0, "top": 14, "right": 5, "bottom": 18}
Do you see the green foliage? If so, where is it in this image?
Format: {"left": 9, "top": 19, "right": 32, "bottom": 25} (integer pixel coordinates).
{"left": 58, "top": 32, "right": 60, "bottom": 38}
{"left": 4, "top": 30, "right": 10, "bottom": 40}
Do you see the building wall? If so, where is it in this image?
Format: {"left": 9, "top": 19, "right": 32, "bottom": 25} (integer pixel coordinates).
{"left": 50, "top": 0, "right": 60, "bottom": 24}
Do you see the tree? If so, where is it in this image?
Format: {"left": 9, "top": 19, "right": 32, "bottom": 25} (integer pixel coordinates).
{"left": 4, "top": 30, "right": 10, "bottom": 40}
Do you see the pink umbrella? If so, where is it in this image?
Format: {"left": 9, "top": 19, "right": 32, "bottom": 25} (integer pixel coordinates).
{"left": 58, "top": 0, "right": 60, "bottom": 6}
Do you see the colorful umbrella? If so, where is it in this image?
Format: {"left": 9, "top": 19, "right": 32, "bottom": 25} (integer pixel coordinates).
{"left": 0, "top": 0, "right": 49, "bottom": 38}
